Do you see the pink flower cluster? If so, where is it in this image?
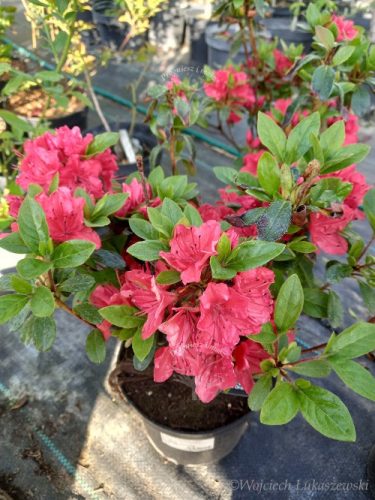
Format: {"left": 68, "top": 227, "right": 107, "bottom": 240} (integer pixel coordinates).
{"left": 91, "top": 220, "right": 274, "bottom": 402}
{"left": 204, "top": 67, "right": 256, "bottom": 123}
{"left": 17, "top": 126, "right": 118, "bottom": 198}
{"left": 7, "top": 127, "right": 122, "bottom": 249}
{"left": 332, "top": 15, "right": 359, "bottom": 42}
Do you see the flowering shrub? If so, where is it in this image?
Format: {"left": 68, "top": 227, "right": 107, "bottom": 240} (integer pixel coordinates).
{"left": 1, "top": 116, "right": 375, "bottom": 442}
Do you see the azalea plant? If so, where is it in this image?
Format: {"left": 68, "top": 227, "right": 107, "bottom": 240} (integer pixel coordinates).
{"left": 0, "top": 115, "right": 374, "bottom": 442}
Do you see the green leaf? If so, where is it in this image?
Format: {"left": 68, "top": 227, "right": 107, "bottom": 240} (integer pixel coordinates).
{"left": 156, "top": 270, "right": 181, "bottom": 285}
{"left": 52, "top": 240, "right": 96, "bottom": 268}
{"left": 35, "top": 70, "right": 63, "bottom": 82}
{"left": 288, "top": 241, "right": 317, "bottom": 254}
{"left": 303, "top": 288, "right": 328, "bottom": 318}
{"left": 257, "top": 152, "right": 280, "bottom": 195}
{"left": 296, "top": 380, "right": 356, "bottom": 441}
{"left": 99, "top": 305, "right": 144, "bottom": 328}
{"left": 92, "top": 193, "right": 129, "bottom": 219}
{"left": 326, "top": 262, "right": 352, "bottom": 283}
{"left": 227, "top": 240, "right": 285, "bottom": 271}
{"left": 86, "top": 329, "right": 106, "bottom": 363}
{"left": 213, "top": 166, "right": 239, "bottom": 186}
{"left": 257, "top": 201, "right": 292, "bottom": 242}
{"left": 74, "top": 302, "right": 102, "bottom": 324}
{"left": 322, "top": 144, "right": 370, "bottom": 173}
{"left": 216, "top": 233, "right": 231, "bottom": 261}
{"left": 351, "top": 85, "right": 371, "bottom": 117}
{"left": 363, "top": 188, "right": 375, "bottom": 231}
{"left": 315, "top": 25, "right": 335, "bottom": 50}
{"left": 147, "top": 84, "right": 167, "bottom": 99}
{"left": 0, "top": 294, "right": 29, "bottom": 324}
{"left": 93, "top": 249, "right": 126, "bottom": 270}
{"left": 260, "top": 382, "right": 300, "bottom": 425}
{"left": 17, "top": 258, "right": 52, "bottom": 280}
{"left": 320, "top": 121, "right": 345, "bottom": 156}
{"left": 129, "top": 218, "right": 159, "bottom": 240}
{"left": 248, "top": 323, "right": 277, "bottom": 346}
{"left": 18, "top": 196, "right": 49, "bottom": 253}
{"left": 147, "top": 207, "right": 174, "bottom": 237}
{"left": 86, "top": 132, "right": 119, "bottom": 156}
{"left": 286, "top": 112, "right": 321, "bottom": 163}
{"left": 327, "top": 290, "right": 343, "bottom": 329}
{"left": 132, "top": 327, "right": 155, "bottom": 362}
{"left": 10, "top": 276, "right": 33, "bottom": 295}
{"left": 330, "top": 358, "right": 375, "bottom": 401}
{"left": 184, "top": 204, "right": 203, "bottom": 227}
{"left": 161, "top": 198, "right": 184, "bottom": 225}
{"left": 59, "top": 273, "right": 95, "bottom": 293}
{"left": 359, "top": 281, "right": 375, "bottom": 315}
{"left": 312, "top": 65, "right": 335, "bottom": 101}
{"left": 310, "top": 178, "right": 353, "bottom": 208}
{"left": 30, "top": 286, "right": 55, "bottom": 318}
{"left": 128, "top": 240, "right": 169, "bottom": 261}
{"left": 32, "top": 316, "right": 57, "bottom": 352}
{"left": 248, "top": 375, "right": 272, "bottom": 411}
{"left": 257, "top": 112, "right": 287, "bottom": 162}
{"left": 210, "top": 256, "right": 237, "bottom": 280}
{"left": 289, "top": 360, "right": 331, "bottom": 378}
{"left": 275, "top": 274, "right": 304, "bottom": 332}
{"left": 325, "top": 322, "right": 375, "bottom": 359}
{"left": 0, "top": 232, "right": 30, "bottom": 254}
{"left": 332, "top": 45, "right": 355, "bottom": 66}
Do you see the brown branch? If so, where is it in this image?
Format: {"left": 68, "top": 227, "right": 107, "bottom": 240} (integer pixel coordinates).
{"left": 301, "top": 342, "right": 327, "bottom": 354}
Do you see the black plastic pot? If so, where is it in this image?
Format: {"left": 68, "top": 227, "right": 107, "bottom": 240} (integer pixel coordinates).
{"left": 16, "top": 106, "right": 89, "bottom": 131}
{"left": 108, "top": 343, "right": 250, "bottom": 465}
{"left": 87, "top": 121, "right": 158, "bottom": 177}
{"left": 188, "top": 18, "right": 210, "bottom": 65}
{"left": 263, "top": 18, "right": 313, "bottom": 53}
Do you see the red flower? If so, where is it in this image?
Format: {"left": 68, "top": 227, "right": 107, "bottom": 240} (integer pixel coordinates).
{"left": 121, "top": 269, "right": 176, "bottom": 339}
{"left": 332, "top": 15, "right": 359, "bottom": 41}
{"left": 233, "top": 340, "right": 269, "bottom": 393}
{"left": 37, "top": 187, "right": 101, "bottom": 248}
{"left": 194, "top": 354, "right": 237, "bottom": 403}
{"left": 160, "top": 220, "right": 222, "bottom": 284}
{"left": 309, "top": 205, "right": 354, "bottom": 255}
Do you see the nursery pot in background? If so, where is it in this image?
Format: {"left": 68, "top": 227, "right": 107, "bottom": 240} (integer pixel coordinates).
{"left": 184, "top": 4, "right": 213, "bottom": 66}
{"left": 87, "top": 121, "right": 158, "bottom": 177}
{"left": 263, "top": 16, "right": 313, "bottom": 53}
{"left": 107, "top": 343, "right": 250, "bottom": 466}
{"left": 6, "top": 88, "right": 89, "bottom": 130}
{"left": 205, "top": 24, "right": 251, "bottom": 68}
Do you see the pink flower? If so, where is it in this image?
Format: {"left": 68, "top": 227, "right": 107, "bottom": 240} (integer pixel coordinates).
{"left": 166, "top": 75, "right": 181, "bottom": 89}
{"left": 227, "top": 111, "right": 242, "bottom": 124}
{"left": 198, "top": 203, "right": 234, "bottom": 223}
{"left": 332, "top": 15, "right": 359, "bottom": 41}
{"left": 197, "top": 282, "right": 251, "bottom": 355}
{"left": 274, "top": 49, "right": 293, "bottom": 76}
{"left": 219, "top": 187, "right": 259, "bottom": 210}
{"left": 90, "top": 284, "right": 120, "bottom": 308}
{"left": 246, "top": 130, "right": 261, "bottom": 150}
{"left": 233, "top": 340, "right": 269, "bottom": 393}
{"left": 121, "top": 269, "right": 176, "bottom": 339}
{"left": 37, "top": 187, "right": 101, "bottom": 248}
{"left": 204, "top": 68, "right": 255, "bottom": 109}
{"left": 6, "top": 195, "right": 23, "bottom": 218}
{"left": 117, "top": 178, "right": 151, "bottom": 217}
{"left": 241, "top": 150, "right": 264, "bottom": 175}
{"left": 159, "top": 308, "right": 198, "bottom": 352}
{"left": 335, "top": 166, "right": 370, "bottom": 219}
{"left": 233, "top": 268, "right": 275, "bottom": 333}
{"left": 160, "top": 220, "right": 222, "bottom": 284}
{"left": 17, "top": 126, "right": 118, "bottom": 198}
{"left": 309, "top": 205, "right": 354, "bottom": 255}
{"left": 328, "top": 114, "right": 359, "bottom": 145}
{"left": 194, "top": 354, "right": 237, "bottom": 403}
{"left": 154, "top": 347, "right": 175, "bottom": 382}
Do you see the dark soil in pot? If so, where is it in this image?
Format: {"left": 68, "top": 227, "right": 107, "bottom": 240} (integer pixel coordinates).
{"left": 6, "top": 87, "right": 88, "bottom": 130}
{"left": 111, "top": 345, "right": 249, "bottom": 432}
{"left": 87, "top": 122, "right": 158, "bottom": 178}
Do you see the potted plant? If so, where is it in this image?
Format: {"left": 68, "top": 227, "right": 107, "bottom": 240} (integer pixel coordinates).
{"left": 0, "top": 0, "right": 374, "bottom": 468}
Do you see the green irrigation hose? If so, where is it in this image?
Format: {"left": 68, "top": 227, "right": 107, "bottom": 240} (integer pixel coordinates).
{"left": 3, "top": 37, "right": 242, "bottom": 157}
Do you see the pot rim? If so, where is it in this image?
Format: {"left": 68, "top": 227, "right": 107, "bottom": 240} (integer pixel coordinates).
{"left": 111, "top": 342, "right": 251, "bottom": 438}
